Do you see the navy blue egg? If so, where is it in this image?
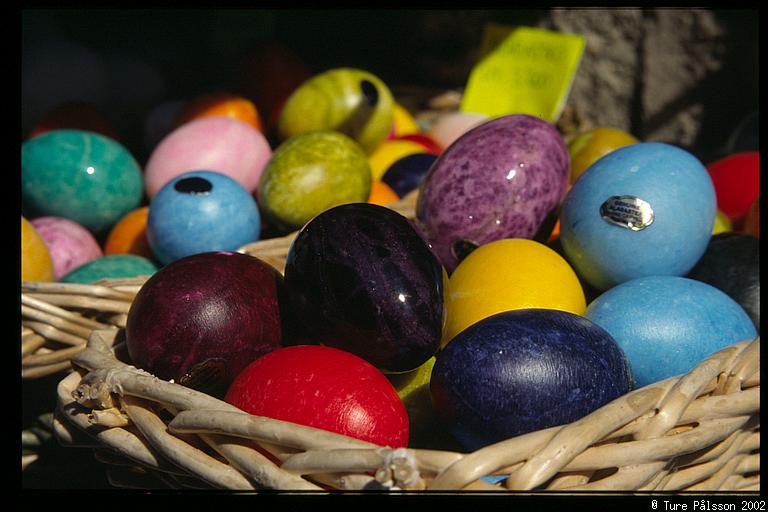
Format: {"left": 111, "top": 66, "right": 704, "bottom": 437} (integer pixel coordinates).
{"left": 147, "top": 170, "right": 261, "bottom": 265}
{"left": 430, "top": 309, "right": 632, "bottom": 451}
{"left": 381, "top": 152, "right": 438, "bottom": 198}
{"left": 584, "top": 275, "right": 757, "bottom": 388}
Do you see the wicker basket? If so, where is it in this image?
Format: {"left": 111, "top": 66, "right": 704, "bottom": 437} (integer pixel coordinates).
{"left": 53, "top": 328, "right": 759, "bottom": 492}
{"left": 23, "top": 190, "right": 761, "bottom": 491}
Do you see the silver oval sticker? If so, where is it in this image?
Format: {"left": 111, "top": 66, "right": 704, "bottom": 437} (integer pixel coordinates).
{"left": 600, "top": 195, "right": 654, "bottom": 231}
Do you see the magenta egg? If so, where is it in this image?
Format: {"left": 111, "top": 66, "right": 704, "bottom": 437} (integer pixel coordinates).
{"left": 415, "top": 114, "right": 570, "bottom": 272}
{"left": 125, "top": 251, "right": 285, "bottom": 396}
{"left": 30, "top": 216, "right": 103, "bottom": 279}
{"left": 143, "top": 116, "right": 272, "bottom": 198}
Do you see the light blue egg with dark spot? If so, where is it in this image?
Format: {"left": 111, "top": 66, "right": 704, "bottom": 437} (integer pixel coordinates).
{"left": 147, "top": 170, "right": 261, "bottom": 265}
{"left": 560, "top": 142, "right": 716, "bottom": 291}
{"left": 584, "top": 275, "right": 757, "bottom": 388}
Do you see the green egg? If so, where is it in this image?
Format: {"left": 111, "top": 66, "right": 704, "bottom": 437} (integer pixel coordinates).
{"left": 258, "top": 131, "right": 372, "bottom": 233}
{"left": 59, "top": 254, "right": 159, "bottom": 284}
{"left": 277, "top": 68, "right": 394, "bottom": 154}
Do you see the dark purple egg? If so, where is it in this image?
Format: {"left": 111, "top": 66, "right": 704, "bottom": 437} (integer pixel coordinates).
{"left": 431, "top": 309, "right": 632, "bottom": 451}
{"left": 125, "top": 251, "right": 284, "bottom": 396}
{"left": 415, "top": 114, "right": 570, "bottom": 272}
{"left": 283, "top": 203, "right": 444, "bottom": 373}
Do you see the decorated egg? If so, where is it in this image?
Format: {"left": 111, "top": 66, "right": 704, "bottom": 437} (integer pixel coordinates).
{"left": 742, "top": 197, "right": 759, "bottom": 238}
{"left": 27, "top": 101, "right": 119, "bottom": 141}
{"left": 381, "top": 152, "right": 438, "bottom": 198}
{"left": 431, "top": 309, "right": 632, "bottom": 451}
{"left": 59, "top": 254, "right": 158, "bottom": 284}
{"left": 21, "top": 216, "right": 54, "bottom": 282}
{"left": 386, "top": 356, "right": 459, "bottom": 450}
{"left": 277, "top": 67, "right": 394, "bottom": 153}
{"left": 175, "top": 92, "right": 263, "bottom": 132}
{"left": 387, "top": 102, "right": 421, "bottom": 139}
{"left": 425, "top": 111, "right": 489, "bottom": 151}
{"left": 104, "top": 206, "right": 153, "bottom": 259}
{"left": 368, "top": 180, "right": 399, "bottom": 206}
{"left": 368, "top": 138, "right": 433, "bottom": 181}
{"left": 21, "top": 129, "right": 144, "bottom": 236}
{"left": 126, "top": 251, "right": 284, "bottom": 395}
{"left": 30, "top": 216, "right": 103, "bottom": 279}
{"left": 443, "top": 238, "right": 586, "bottom": 345}
{"left": 230, "top": 40, "right": 312, "bottom": 135}
{"left": 706, "top": 152, "right": 760, "bottom": 227}
{"left": 147, "top": 170, "right": 261, "bottom": 265}
{"left": 559, "top": 142, "right": 717, "bottom": 291}
{"left": 686, "top": 233, "right": 759, "bottom": 331}
{"left": 225, "top": 345, "right": 409, "bottom": 448}
{"left": 415, "top": 114, "right": 570, "bottom": 272}
{"left": 283, "top": 203, "right": 444, "bottom": 373}
{"left": 143, "top": 116, "right": 272, "bottom": 198}
{"left": 257, "top": 131, "right": 371, "bottom": 233}
{"left": 584, "top": 275, "right": 757, "bottom": 388}
{"left": 567, "top": 126, "right": 639, "bottom": 183}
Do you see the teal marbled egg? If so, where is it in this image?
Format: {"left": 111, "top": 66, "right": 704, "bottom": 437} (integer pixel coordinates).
{"left": 257, "top": 131, "right": 372, "bottom": 233}
{"left": 277, "top": 68, "right": 394, "bottom": 154}
{"left": 22, "top": 129, "right": 144, "bottom": 235}
{"left": 59, "top": 254, "right": 158, "bottom": 284}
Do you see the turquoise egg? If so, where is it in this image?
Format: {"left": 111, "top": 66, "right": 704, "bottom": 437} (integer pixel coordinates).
{"left": 21, "top": 129, "right": 144, "bottom": 235}
{"left": 59, "top": 254, "right": 158, "bottom": 284}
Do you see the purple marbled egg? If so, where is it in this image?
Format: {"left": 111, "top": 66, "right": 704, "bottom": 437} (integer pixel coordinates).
{"left": 283, "top": 203, "right": 444, "bottom": 373}
{"left": 30, "top": 216, "right": 103, "bottom": 279}
{"left": 415, "top": 114, "right": 570, "bottom": 272}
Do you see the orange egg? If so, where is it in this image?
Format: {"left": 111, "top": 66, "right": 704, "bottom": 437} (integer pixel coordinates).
{"left": 176, "top": 93, "right": 263, "bottom": 132}
{"left": 742, "top": 197, "right": 759, "bottom": 238}
{"left": 104, "top": 206, "right": 154, "bottom": 259}
{"left": 368, "top": 180, "right": 400, "bottom": 206}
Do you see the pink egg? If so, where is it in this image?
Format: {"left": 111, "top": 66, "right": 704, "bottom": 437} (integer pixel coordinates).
{"left": 143, "top": 116, "right": 272, "bottom": 198}
{"left": 31, "top": 216, "right": 103, "bottom": 279}
{"left": 426, "top": 112, "right": 490, "bottom": 151}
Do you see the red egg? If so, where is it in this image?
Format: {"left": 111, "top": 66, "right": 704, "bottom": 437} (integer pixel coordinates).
{"left": 27, "top": 101, "right": 120, "bottom": 141}
{"left": 396, "top": 133, "right": 442, "bottom": 155}
{"left": 225, "top": 345, "right": 409, "bottom": 448}
{"left": 707, "top": 152, "right": 760, "bottom": 227}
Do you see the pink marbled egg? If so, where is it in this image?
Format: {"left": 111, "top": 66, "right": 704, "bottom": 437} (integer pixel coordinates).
{"left": 143, "top": 116, "right": 272, "bottom": 198}
{"left": 31, "top": 216, "right": 103, "bottom": 279}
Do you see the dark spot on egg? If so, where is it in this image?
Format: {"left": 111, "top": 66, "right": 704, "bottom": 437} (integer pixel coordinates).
{"left": 360, "top": 80, "right": 379, "bottom": 107}
{"left": 175, "top": 176, "right": 213, "bottom": 195}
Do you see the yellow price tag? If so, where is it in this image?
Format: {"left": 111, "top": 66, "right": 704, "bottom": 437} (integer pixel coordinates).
{"left": 461, "top": 24, "right": 585, "bottom": 123}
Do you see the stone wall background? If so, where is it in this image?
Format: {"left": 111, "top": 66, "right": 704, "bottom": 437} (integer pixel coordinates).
{"left": 22, "top": 8, "right": 758, "bottom": 164}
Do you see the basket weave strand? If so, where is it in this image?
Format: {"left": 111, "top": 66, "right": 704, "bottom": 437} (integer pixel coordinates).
{"left": 54, "top": 327, "right": 759, "bottom": 492}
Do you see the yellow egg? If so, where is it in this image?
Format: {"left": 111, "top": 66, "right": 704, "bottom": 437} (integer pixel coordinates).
{"left": 368, "top": 139, "right": 428, "bottom": 181}
{"left": 568, "top": 127, "right": 639, "bottom": 183}
{"left": 386, "top": 356, "right": 457, "bottom": 449}
{"left": 712, "top": 209, "right": 732, "bottom": 235}
{"left": 21, "top": 216, "right": 54, "bottom": 282}
{"left": 390, "top": 103, "right": 420, "bottom": 137}
{"left": 443, "top": 238, "right": 586, "bottom": 345}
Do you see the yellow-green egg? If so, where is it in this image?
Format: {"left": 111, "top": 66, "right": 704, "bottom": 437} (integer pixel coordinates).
{"left": 277, "top": 68, "right": 394, "bottom": 154}
{"left": 257, "top": 131, "right": 372, "bottom": 233}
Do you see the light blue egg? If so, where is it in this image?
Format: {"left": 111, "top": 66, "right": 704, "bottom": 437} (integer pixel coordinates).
{"left": 560, "top": 142, "right": 716, "bottom": 291}
{"left": 147, "top": 170, "right": 261, "bottom": 265}
{"left": 584, "top": 275, "right": 757, "bottom": 388}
